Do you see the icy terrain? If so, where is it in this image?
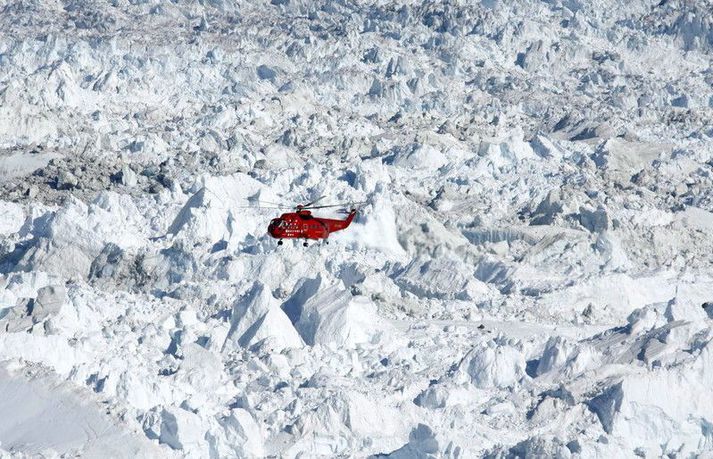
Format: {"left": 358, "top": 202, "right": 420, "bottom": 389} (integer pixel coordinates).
{"left": 1, "top": 0, "right": 713, "bottom": 457}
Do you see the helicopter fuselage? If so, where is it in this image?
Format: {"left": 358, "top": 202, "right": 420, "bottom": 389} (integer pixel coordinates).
{"left": 267, "top": 209, "right": 356, "bottom": 241}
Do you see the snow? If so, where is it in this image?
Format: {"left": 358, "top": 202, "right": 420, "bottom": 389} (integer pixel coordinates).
{"left": 293, "top": 282, "right": 387, "bottom": 347}
{"left": 0, "top": 202, "right": 24, "bottom": 236}
{"left": 464, "top": 340, "right": 526, "bottom": 389}
{"left": 224, "top": 281, "right": 304, "bottom": 352}
{"left": 0, "top": 364, "right": 163, "bottom": 457}
{"left": 392, "top": 144, "right": 448, "bottom": 171}
{"left": 1, "top": 0, "right": 713, "bottom": 457}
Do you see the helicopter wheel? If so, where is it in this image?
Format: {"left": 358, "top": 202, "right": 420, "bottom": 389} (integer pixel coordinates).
{"left": 277, "top": 240, "right": 283, "bottom": 246}
{"left": 325, "top": 240, "right": 329, "bottom": 245}
{"left": 303, "top": 242, "right": 308, "bottom": 247}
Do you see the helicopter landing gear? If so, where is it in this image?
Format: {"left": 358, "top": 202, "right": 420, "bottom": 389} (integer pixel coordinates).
{"left": 303, "top": 242, "right": 308, "bottom": 247}
{"left": 324, "top": 240, "right": 329, "bottom": 245}
{"left": 277, "top": 240, "right": 283, "bottom": 246}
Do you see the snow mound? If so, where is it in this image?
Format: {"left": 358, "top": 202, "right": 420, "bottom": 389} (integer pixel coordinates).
{"left": 293, "top": 283, "right": 387, "bottom": 348}
{"left": 224, "top": 282, "right": 303, "bottom": 352}
{"left": 463, "top": 340, "right": 526, "bottom": 389}
{"left": 373, "top": 423, "right": 441, "bottom": 459}
{"left": 167, "top": 173, "right": 277, "bottom": 245}
{"left": 336, "top": 189, "right": 407, "bottom": 258}
{"left": 0, "top": 284, "right": 66, "bottom": 334}
{"left": 580, "top": 307, "right": 713, "bottom": 456}
{"left": 392, "top": 144, "right": 448, "bottom": 171}
{"left": 478, "top": 131, "right": 537, "bottom": 168}
{"left": 0, "top": 201, "right": 24, "bottom": 236}
{"left": 488, "top": 435, "right": 574, "bottom": 459}
{"left": 14, "top": 192, "right": 145, "bottom": 279}
{"left": 286, "top": 390, "right": 408, "bottom": 456}
{"left": 588, "top": 362, "right": 713, "bottom": 457}
{"left": 0, "top": 365, "right": 163, "bottom": 457}
{"left": 394, "top": 255, "right": 492, "bottom": 301}
{"left": 157, "top": 406, "right": 207, "bottom": 455}
{"left": 212, "top": 408, "right": 264, "bottom": 458}
{"left": 535, "top": 336, "right": 600, "bottom": 378}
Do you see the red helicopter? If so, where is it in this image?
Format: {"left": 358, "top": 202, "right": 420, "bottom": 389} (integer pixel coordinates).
{"left": 261, "top": 197, "right": 363, "bottom": 246}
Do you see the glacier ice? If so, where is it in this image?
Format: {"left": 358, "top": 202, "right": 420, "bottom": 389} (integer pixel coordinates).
{"left": 1, "top": 0, "right": 713, "bottom": 457}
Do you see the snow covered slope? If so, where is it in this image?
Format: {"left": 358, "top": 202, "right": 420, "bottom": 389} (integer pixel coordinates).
{"left": 0, "top": 363, "right": 164, "bottom": 457}
{"left": 1, "top": 0, "right": 713, "bottom": 457}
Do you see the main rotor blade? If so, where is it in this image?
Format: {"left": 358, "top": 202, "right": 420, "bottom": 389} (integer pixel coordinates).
{"left": 299, "top": 204, "right": 344, "bottom": 209}
{"left": 233, "top": 204, "right": 293, "bottom": 209}
{"left": 251, "top": 199, "right": 289, "bottom": 207}
{"left": 302, "top": 195, "right": 325, "bottom": 208}
{"left": 301, "top": 201, "right": 367, "bottom": 210}
{"left": 237, "top": 198, "right": 294, "bottom": 209}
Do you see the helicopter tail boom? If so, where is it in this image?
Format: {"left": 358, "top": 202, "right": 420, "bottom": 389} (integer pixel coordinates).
{"left": 344, "top": 209, "right": 357, "bottom": 227}
{"left": 322, "top": 209, "right": 358, "bottom": 233}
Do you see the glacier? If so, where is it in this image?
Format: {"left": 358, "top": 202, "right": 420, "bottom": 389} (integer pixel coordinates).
{"left": 1, "top": 0, "right": 713, "bottom": 457}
